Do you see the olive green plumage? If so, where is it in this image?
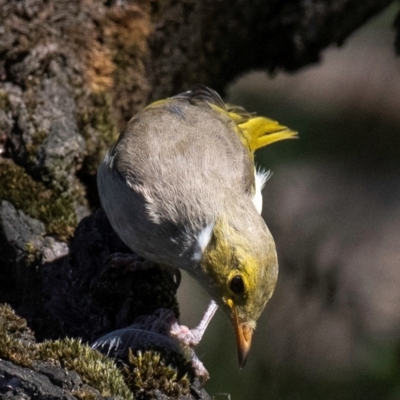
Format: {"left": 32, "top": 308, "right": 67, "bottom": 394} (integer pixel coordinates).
{"left": 97, "top": 86, "right": 297, "bottom": 367}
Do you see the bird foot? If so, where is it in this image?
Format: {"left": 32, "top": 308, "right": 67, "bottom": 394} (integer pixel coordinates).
{"left": 92, "top": 307, "right": 212, "bottom": 383}
{"left": 189, "top": 349, "right": 210, "bottom": 383}
{"left": 170, "top": 300, "right": 218, "bottom": 347}
{"left": 169, "top": 300, "right": 218, "bottom": 383}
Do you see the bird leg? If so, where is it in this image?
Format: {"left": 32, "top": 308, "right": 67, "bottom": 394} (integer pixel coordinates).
{"left": 169, "top": 300, "right": 218, "bottom": 383}
{"left": 170, "top": 300, "right": 218, "bottom": 347}
{"left": 92, "top": 307, "right": 212, "bottom": 384}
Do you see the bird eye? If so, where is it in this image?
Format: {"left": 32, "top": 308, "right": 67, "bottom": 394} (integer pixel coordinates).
{"left": 230, "top": 275, "right": 245, "bottom": 294}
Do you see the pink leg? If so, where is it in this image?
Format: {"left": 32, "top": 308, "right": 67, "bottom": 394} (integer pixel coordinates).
{"left": 170, "top": 300, "right": 218, "bottom": 347}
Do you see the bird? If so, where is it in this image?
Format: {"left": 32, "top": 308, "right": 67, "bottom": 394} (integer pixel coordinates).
{"left": 97, "top": 85, "right": 297, "bottom": 368}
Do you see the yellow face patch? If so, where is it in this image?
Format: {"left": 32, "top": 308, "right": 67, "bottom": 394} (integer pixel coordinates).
{"left": 199, "top": 215, "right": 278, "bottom": 324}
{"left": 200, "top": 218, "right": 259, "bottom": 308}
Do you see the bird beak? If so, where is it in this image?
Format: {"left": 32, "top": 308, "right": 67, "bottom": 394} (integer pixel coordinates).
{"left": 228, "top": 299, "right": 253, "bottom": 368}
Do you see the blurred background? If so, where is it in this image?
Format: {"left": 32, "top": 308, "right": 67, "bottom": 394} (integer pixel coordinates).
{"left": 178, "top": 4, "right": 400, "bottom": 399}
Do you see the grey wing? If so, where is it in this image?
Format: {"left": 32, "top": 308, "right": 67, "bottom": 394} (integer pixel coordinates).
{"left": 98, "top": 98, "right": 255, "bottom": 266}
{"left": 116, "top": 99, "right": 255, "bottom": 224}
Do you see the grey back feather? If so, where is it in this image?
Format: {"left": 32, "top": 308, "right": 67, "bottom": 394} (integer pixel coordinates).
{"left": 97, "top": 97, "right": 255, "bottom": 269}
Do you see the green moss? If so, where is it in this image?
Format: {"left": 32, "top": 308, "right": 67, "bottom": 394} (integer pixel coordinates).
{"left": 79, "top": 92, "right": 118, "bottom": 177}
{"left": 0, "top": 304, "right": 133, "bottom": 398}
{"left": 0, "top": 159, "right": 77, "bottom": 240}
{"left": 0, "top": 304, "right": 37, "bottom": 367}
{"left": 0, "top": 304, "right": 198, "bottom": 399}
{"left": 37, "top": 338, "right": 133, "bottom": 399}
{"left": 123, "top": 349, "right": 193, "bottom": 399}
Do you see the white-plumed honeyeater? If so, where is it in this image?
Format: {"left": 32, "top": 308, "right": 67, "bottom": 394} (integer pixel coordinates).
{"left": 97, "top": 86, "right": 297, "bottom": 368}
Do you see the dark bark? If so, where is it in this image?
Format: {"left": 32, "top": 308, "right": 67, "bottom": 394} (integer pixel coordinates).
{"left": 0, "top": 360, "right": 94, "bottom": 400}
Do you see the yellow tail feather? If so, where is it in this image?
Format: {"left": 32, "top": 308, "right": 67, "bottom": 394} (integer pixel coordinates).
{"left": 209, "top": 103, "right": 297, "bottom": 153}
{"left": 149, "top": 92, "right": 297, "bottom": 155}
{"left": 238, "top": 116, "right": 298, "bottom": 153}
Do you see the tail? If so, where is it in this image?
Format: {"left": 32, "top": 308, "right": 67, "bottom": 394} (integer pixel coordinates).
{"left": 157, "top": 85, "right": 298, "bottom": 153}
{"left": 235, "top": 114, "right": 298, "bottom": 153}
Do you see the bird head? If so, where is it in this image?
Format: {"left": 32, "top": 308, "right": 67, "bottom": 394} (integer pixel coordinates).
{"left": 195, "top": 209, "right": 278, "bottom": 368}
